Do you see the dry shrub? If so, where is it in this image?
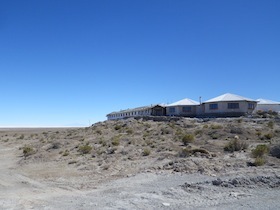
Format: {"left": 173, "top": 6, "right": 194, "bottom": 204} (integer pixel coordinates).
{"left": 263, "top": 133, "right": 273, "bottom": 140}
{"left": 78, "top": 145, "right": 92, "bottom": 154}
{"left": 254, "top": 157, "right": 265, "bottom": 166}
{"left": 182, "top": 134, "right": 194, "bottom": 145}
{"left": 23, "top": 146, "right": 35, "bottom": 157}
{"left": 178, "top": 148, "right": 191, "bottom": 157}
{"left": 179, "top": 148, "right": 209, "bottom": 158}
{"left": 210, "top": 124, "right": 223, "bottom": 129}
{"left": 112, "top": 135, "right": 120, "bottom": 146}
{"left": 251, "top": 144, "right": 269, "bottom": 158}
{"left": 224, "top": 139, "right": 248, "bottom": 152}
{"left": 142, "top": 148, "right": 151, "bottom": 156}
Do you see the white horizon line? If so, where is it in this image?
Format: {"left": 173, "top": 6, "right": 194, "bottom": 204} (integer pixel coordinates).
{"left": 0, "top": 125, "right": 87, "bottom": 128}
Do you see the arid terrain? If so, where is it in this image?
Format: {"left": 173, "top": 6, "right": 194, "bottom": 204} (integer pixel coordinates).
{"left": 1, "top": 115, "right": 280, "bottom": 209}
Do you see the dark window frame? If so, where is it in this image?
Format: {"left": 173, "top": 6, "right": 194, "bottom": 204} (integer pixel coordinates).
{"left": 248, "top": 103, "right": 255, "bottom": 109}
{"left": 209, "top": 103, "right": 218, "bottom": 110}
{"left": 182, "top": 106, "right": 192, "bottom": 112}
{"left": 228, "top": 103, "right": 239, "bottom": 109}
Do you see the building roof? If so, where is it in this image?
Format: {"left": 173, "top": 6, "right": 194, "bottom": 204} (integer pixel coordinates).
{"left": 107, "top": 104, "right": 166, "bottom": 116}
{"left": 257, "top": 98, "right": 280, "bottom": 105}
{"left": 204, "top": 93, "right": 256, "bottom": 103}
{"left": 167, "top": 98, "right": 200, "bottom": 107}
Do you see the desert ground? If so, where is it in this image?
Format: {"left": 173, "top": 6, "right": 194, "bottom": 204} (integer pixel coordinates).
{"left": 0, "top": 115, "right": 280, "bottom": 209}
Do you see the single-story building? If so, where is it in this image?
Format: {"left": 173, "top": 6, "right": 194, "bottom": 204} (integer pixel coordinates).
{"left": 106, "top": 104, "right": 166, "bottom": 120}
{"left": 255, "top": 98, "right": 280, "bottom": 113}
{"left": 203, "top": 93, "right": 257, "bottom": 117}
{"left": 166, "top": 98, "right": 200, "bottom": 117}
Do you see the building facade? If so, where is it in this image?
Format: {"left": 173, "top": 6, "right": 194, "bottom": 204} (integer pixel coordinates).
{"left": 106, "top": 93, "right": 273, "bottom": 120}
{"left": 166, "top": 98, "right": 199, "bottom": 117}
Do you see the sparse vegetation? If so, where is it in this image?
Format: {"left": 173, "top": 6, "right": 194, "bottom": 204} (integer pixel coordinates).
{"left": 254, "top": 157, "right": 265, "bottom": 166}
{"left": 78, "top": 145, "right": 92, "bottom": 154}
{"left": 96, "top": 129, "right": 102, "bottom": 135}
{"left": 182, "top": 134, "right": 194, "bottom": 145}
{"left": 179, "top": 148, "right": 210, "bottom": 157}
{"left": 62, "top": 150, "right": 69, "bottom": 156}
{"left": 263, "top": 133, "right": 273, "bottom": 140}
{"left": 224, "top": 139, "right": 248, "bottom": 152}
{"left": 210, "top": 124, "right": 223, "bottom": 129}
{"left": 22, "top": 146, "right": 35, "bottom": 157}
{"left": 126, "top": 128, "right": 133, "bottom": 134}
{"left": 112, "top": 135, "right": 120, "bottom": 146}
{"left": 267, "top": 121, "right": 274, "bottom": 129}
{"left": 142, "top": 148, "right": 151, "bottom": 156}
{"left": 252, "top": 144, "right": 269, "bottom": 158}
{"left": 114, "top": 125, "right": 122, "bottom": 131}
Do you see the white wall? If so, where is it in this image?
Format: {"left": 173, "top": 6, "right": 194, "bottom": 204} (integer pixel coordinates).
{"left": 255, "top": 104, "right": 280, "bottom": 112}
{"left": 204, "top": 101, "right": 257, "bottom": 114}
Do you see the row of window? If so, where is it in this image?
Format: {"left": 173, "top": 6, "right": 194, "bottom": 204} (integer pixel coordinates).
{"left": 109, "top": 109, "right": 151, "bottom": 118}
{"left": 169, "top": 106, "right": 192, "bottom": 113}
{"left": 209, "top": 103, "right": 255, "bottom": 110}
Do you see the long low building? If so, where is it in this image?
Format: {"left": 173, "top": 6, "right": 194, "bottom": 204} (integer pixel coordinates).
{"left": 106, "top": 104, "right": 166, "bottom": 120}
{"left": 106, "top": 93, "right": 277, "bottom": 120}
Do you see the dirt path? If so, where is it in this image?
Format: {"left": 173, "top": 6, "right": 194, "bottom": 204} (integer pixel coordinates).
{"left": 0, "top": 144, "right": 80, "bottom": 209}
{"left": 1, "top": 143, "right": 280, "bottom": 210}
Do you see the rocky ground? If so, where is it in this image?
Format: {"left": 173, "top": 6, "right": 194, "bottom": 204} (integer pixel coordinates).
{"left": 0, "top": 115, "right": 280, "bottom": 209}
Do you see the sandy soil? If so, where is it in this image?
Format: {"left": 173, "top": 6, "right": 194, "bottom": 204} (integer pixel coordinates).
{"left": 0, "top": 117, "right": 280, "bottom": 209}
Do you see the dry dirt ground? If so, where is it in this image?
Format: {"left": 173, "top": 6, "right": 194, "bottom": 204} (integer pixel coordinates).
{"left": 0, "top": 116, "right": 280, "bottom": 209}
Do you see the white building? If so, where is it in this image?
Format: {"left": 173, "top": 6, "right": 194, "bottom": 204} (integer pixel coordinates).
{"left": 166, "top": 98, "right": 200, "bottom": 117}
{"left": 203, "top": 93, "right": 257, "bottom": 117}
{"left": 106, "top": 104, "right": 166, "bottom": 120}
{"left": 255, "top": 99, "right": 280, "bottom": 113}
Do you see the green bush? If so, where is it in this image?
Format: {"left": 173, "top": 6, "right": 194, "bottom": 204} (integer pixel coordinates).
{"left": 112, "top": 136, "right": 120, "bottom": 146}
{"left": 254, "top": 157, "right": 265, "bottom": 166}
{"left": 96, "top": 130, "right": 102, "bottom": 135}
{"left": 178, "top": 148, "right": 209, "bottom": 157}
{"left": 182, "top": 134, "right": 194, "bottom": 145}
{"left": 62, "top": 150, "right": 69, "bottom": 156}
{"left": 126, "top": 128, "right": 133, "bottom": 134}
{"left": 114, "top": 125, "right": 122, "bottom": 130}
{"left": 78, "top": 145, "right": 92, "bottom": 154}
{"left": 252, "top": 144, "right": 269, "bottom": 158}
{"left": 23, "top": 146, "right": 34, "bottom": 157}
{"left": 264, "top": 133, "right": 273, "bottom": 140}
{"left": 142, "top": 148, "right": 151, "bottom": 156}
{"left": 210, "top": 124, "right": 223, "bottom": 129}
{"left": 224, "top": 139, "right": 248, "bottom": 152}
{"left": 267, "top": 121, "right": 274, "bottom": 129}
{"left": 191, "top": 148, "right": 209, "bottom": 155}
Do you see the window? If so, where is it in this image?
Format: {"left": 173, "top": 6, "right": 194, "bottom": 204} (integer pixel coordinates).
{"left": 182, "top": 106, "right": 191, "bottom": 112}
{"left": 209, "top": 103, "right": 218, "bottom": 110}
{"left": 228, "top": 103, "right": 239, "bottom": 109}
{"left": 248, "top": 103, "right": 255, "bottom": 109}
{"left": 169, "top": 107, "right": 175, "bottom": 113}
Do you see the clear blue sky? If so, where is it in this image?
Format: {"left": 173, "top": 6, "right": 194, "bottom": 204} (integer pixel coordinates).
{"left": 0, "top": 0, "right": 279, "bottom": 126}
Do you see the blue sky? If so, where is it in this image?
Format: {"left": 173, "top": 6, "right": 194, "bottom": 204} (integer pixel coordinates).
{"left": 0, "top": 0, "right": 279, "bottom": 126}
